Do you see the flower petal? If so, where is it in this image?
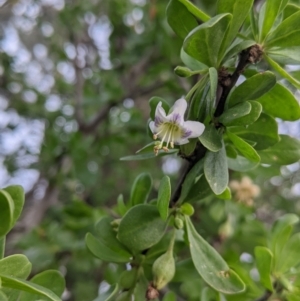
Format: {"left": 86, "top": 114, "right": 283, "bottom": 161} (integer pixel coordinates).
{"left": 155, "top": 102, "right": 167, "bottom": 125}
{"left": 175, "top": 138, "right": 190, "bottom": 145}
{"left": 183, "top": 121, "right": 205, "bottom": 138}
{"left": 167, "top": 98, "right": 187, "bottom": 124}
{"left": 149, "top": 121, "right": 157, "bottom": 134}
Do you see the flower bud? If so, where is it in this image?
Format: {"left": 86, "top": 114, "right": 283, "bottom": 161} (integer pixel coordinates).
{"left": 174, "top": 66, "right": 194, "bottom": 78}
{"left": 174, "top": 217, "right": 184, "bottom": 229}
{"left": 180, "top": 203, "right": 194, "bottom": 216}
{"left": 119, "top": 269, "right": 137, "bottom": 289}
{"left": 152, "top": 250, "right": 175, "bottom": 290}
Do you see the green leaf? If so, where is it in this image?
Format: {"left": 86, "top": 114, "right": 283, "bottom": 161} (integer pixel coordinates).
{"left": 254, "top": 247, "right": 274, "bottom": 291}
{"left": 219, "top": 101, "right": 251, "bottom": 125}
{"left": 162, "top": 291, "right": 176, "bottom": 301}
{"left": 19, "top": 270, "right": 65, "bottom": 301}
{"left": 180, "top": 48, "right": 208, "bottom": 71}
{"left": 166, "top": 0, "right": 198, "bottom": 39}
{"left": 217, "top": 0, "right": 253, "bottom": 53}
{"left": 149, "top": 97, "right": 170, "bottom": 120}
{"left": 157, "top": 176, "right": 171, "bottom": 221}
{"left": 224, "top": 101, "right": 262, "bottom": 126}
{"left": 222, "top": 39, "right": 256, "bottom": 64}
{"left": 267, "top": 47, "right": 300, "bottom": 64}
{"left": 199, "top": 124, "right": 222, "bottom": 152}
{"left": 185, "top": 216, "right": 245, "bottom": 294}
{"left": 264, "top": 55, "right": 300, "bottom": 89}
{"left": 0, "top": 274, "right": 61, "bottom": 301}
{"left": 277, "top": 233, "right": 300, "bottom": 274}
{"left": 260, "top": 0, "right": 289, "bottom": 41}
{"left": 180, "top": 158, "right": 204, "bottom": 203}
{"left": 117, "top": 204, "right": 167, "bottom": 252}
{"left": 130, "top": 173, "right": 152, "bottom": 206}
{"left": 0, "top": 291, "right": 8, "bottom": 301}
{"left": 258, "top": 135, "right": 300, "bottom": 165}
{"left": 227, "top": 155, "right": 259, "bottom": 171}
{"left": 226, "top": 144, "right": 238, "bottom": 158}
{"left": 0, "top": 190, "right": 14, "bottom": 237}
{"left": 3, "top": 185, "right": 24, "bottom": 229}
{"left": 228, "top": 113, "right": 279, "bottom": 150}
{"left": 256, "top": 83, "right": 300, "bottom": 121}
{"left": 177, "top": 0, "right": 210, "bottom": 22}
{"left": 228, "top": 71, "right": 276, "bottom": 107}
{"left": 183, "top": 14, "right": 232, "bottom": 67}
{"left": 209, "top": 67, "right": 218, "bottom": 103}
{"left": 216, "top": 187, "right": 231, "bottom": 200}
{"left": 265, "top": 10, "right": 300, "bottom": 48}
{"left": 184, "top": 175, "right": 213, "bottom": 203}
{"left": 85, "top": 233, "right": 132, "bottom": 263}
{"left": 93, "top": 284, "right": 119, "bottom": 301}
{"left": 227, "top": 131, "right": 260, "bottom": 162}
{"left": 204, "top": 142, "right": 228, "bottom": 195}
{"left": 95, "top": 217, "right": 132, "bottom": 258}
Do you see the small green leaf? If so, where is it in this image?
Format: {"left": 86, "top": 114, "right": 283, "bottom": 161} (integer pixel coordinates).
{"left": 0, "top": 190, "right": 14, "bottom": 237}
{"left": 183, "top": 14, "right": 232, "bottom": 67}
{"left": 254, "top": 247, "right": 274, "bottom": 291}
{"left": 149, "top": 97, "right": 170, "bottom": 120}
{"left": 93, "top": 284, "right": 119, "bottom": 301}
{"left": 260, "top": 0, "right": 289, "bottom": 41}
{"left": 209, "top": 67, "right": 218, "bottom": 103}
{"left": 95, "top": 217, "right": 132, "bottom": 258}
{"left": 277, "top": 233, "right": 300, "bottom": 274}
{"left": 120, "top": 149, "right": 178, "bottom": 161}
{"left": 204, "top": 142, "right": 228, "bottom": 195}
{"left": 225, "top": 101, "right": 262, "bottom": 126}
{"left": 181, "top": 48, "right": 208, "bottom": 71}
{"left": 227, "top": 131, "right": 260, "bottom": 162}
{"left": 267, "top": 47, "right": 300, "bottom": 64}
{"left": 19, "top": 270, "right": 65, "bottom": 301}
{"left": 226, "top": 144, "right": 238, "bottom": 158}
{"left": 85, "top": 233, "right": 132, "bottom": 263}
{"left": 0, "top": 274, "right": 61, "bottom": 301}
{"left": 217, "top": 0, "right": 254, "bottom": 54}
{"left": 157, "top": 176, "right": 171, "bottom": 221}
{"left": 185, "top": 216, "right": 245, "bottom": 293}
{"left": 0, "top": 255, "right": 31, "bottom": 279}
{"left": 130, "top": 173, "right": 152, "bottom": 206}
{"left": 228, "top": 71, "right": 276, "bottom": 107}
{"left": 0, "top": 291, "right": 8, "bottom": 301}
{"left": 177, "top": 0, "right": 210, "bottom": 22}
{"left": 199, "top": 124, "right": 222, "bottom": 152}
{"left": 228, "top": 113, "right": 279, "bottom": 150}
{"left": 264, "top": 55, "right": 300, "bottom": 89}
{"left": 258, "top": 135, "right": 300, "bottom": 165}
{"left": 256, "top": 83, "right": 300, "bottom": 121}
{"left": 180, "top": 158, "right": 204, "bottom": 203}
{"left": 216, "top": 187, "right": 231, "bottom": 200}
{"left": 3, "top": 185, "right": 24, "bottom": 229}
{"left": 265, "top": 10, "right": 300, "bottom": 48}
{"left": 223, "top": 40, "right": 256, "bottom": 63}
{"left": 227, "top": 155, "right": 259, "bottom": 171}
{"left": 219, "top": 102, "right": 251, "bottom": 125}
{"left": 117, "top": 204, "right": 167, "bottom": 252}
{"left": 166, "top": 0, "right": 198, "bottom": 39}
{"left": 162, "top": 291, "right": 176, "bottom": 301}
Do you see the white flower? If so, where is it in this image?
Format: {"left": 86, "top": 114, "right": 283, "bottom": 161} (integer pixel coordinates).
{"left": 149, "top": 98, "right": 205, "bottom": 155}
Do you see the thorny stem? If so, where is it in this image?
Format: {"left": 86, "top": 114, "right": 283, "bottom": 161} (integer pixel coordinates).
{"left": 170, "top": 46, "right": 257, "bottom": 206}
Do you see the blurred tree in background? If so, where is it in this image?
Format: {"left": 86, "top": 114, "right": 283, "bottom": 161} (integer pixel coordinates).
{"left": 1, "top": 0, "right": 300, "bottom": 300}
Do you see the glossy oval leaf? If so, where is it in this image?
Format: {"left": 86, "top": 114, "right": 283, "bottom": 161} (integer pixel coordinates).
{"left": 185, "top": 216, "right": 245, "bottom": 294}
{"left": 0, "top": 255, "right": 32, "bottom": 279}
{"left": 254, "top": 247, "right": 274, "bottom": 291}
{"left": 0, "top": 274, "right": 61, "bottom": 301}
{"left": 183, "top": 13, "right": 232, "bottom": 67}
{"left": 258, "top": 135, "right": 300, "bottom": 165}
{"left": 157, "top": 176, "right": 171, "bottom": 221}
{"left": 130, "top": 173, "right": 152, "bottom": 206}
{"left": 228, "top": 71, "right": 276, "bottom": 107}
{"left": 199, "top": 124, "right": 222, "bottom": 152}
{"left": 117, "top": 204, "right": 167, "bottom": 252}
{"left": 166, "top": 0, "right": 198, "bottom": 39}
{"left": 219, "top": 101, "right": 251, "bottom": 125}
{"left": 225, "top": 101, "right": 262, "bottom": 126}
{"left": 228, "top": 113, "right": 279, "bottom": 150}
{"left": 227, "top": 155, "right": 259, "bottom": 172}
{"left": 0, "top": 190, "right": 15, "bottom": 237}
{"left": 256, "top": 83, "right": 300, "bottom": 121}
{"left": 204, "top": 142, "right": 228, "bottom": 195}
{"left": 227, "top": 131, "right": 260, "bottom": 163}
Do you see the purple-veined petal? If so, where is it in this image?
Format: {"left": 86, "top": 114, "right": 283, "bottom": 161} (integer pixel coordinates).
{"left": 155, "top": 102, "right": 168, "bottom": 123}
{"left": 168, "top": 98, "right": 187, "bottom": 118}
{"left": 149, "top": 121, "right": 157, "bottom": 134}
{"left": 175, "top": 137, "right": 190, "bottom": 145}
{"left": 183, "top": 121, "right": 205, "bottom": 138}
